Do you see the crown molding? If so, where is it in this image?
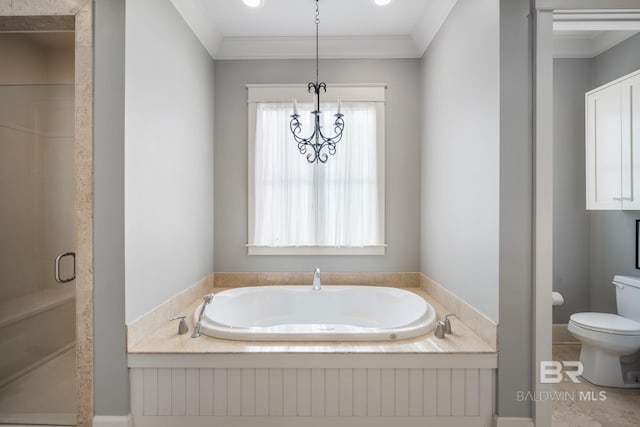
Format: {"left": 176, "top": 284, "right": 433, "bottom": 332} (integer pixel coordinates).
{"left": 553, "top": 30, "right": 637, "bottom": 58}
{"left": 215, "top": 35, "right": 420, "bottom": 60}
{"left": 553, "top": 11, "right": 640, "bottom": 31}
{"left": 170, "top": 0, "right": 221, "bottom": 58}
{"left": 411, "top": 0, "right": 457, "bottom": 56}
{"left": 171, "top": 0, "right": 459, "bottom": 60}
{"left": 541, "top": 0, "right": 640, "bottom": 10}
{"left": 552, "top": 10, "right": 639, "bottom": 58}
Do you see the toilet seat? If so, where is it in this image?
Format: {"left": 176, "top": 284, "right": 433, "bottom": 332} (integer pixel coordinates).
{"left": 570, "top": 313, "right": 640, "bottom": 336}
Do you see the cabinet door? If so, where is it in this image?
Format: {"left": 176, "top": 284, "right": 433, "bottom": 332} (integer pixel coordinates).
{"left": 621, "top": 73, "right": 640, "bottom": 210}
{"left": 586, "top": 84, "right": 622, "bottom": 210}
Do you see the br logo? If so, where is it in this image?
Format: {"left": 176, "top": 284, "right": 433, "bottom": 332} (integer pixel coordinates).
{"left": 540, "top": 361, "right": 583, "bottom": 383}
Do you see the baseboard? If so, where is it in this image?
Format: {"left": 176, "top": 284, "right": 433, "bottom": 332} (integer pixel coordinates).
{"left": 553, "top": 323, "right": 578, "bottom": 344}
{"left": 93, "top": 415, "right": 132, "bottom": 427}
{"left": 494, "top": 417, "right": 535, "bottom": 427}
{"left": 132, "top": 415, "right": 493, "bottom": 427}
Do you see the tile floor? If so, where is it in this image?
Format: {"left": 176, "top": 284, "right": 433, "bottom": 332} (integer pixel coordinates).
{"left": 0, "top": 348, "right": 75, "bottom": 426}
{"left": 552, "top": 344, "right": 640, "bottom": 427}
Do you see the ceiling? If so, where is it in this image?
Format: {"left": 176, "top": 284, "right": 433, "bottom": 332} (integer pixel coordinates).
{"left": 553, "top": 10, "right": 640, "bottom": 58}
{"left": 170, "top": 0, "right": 458, "bottom": 59}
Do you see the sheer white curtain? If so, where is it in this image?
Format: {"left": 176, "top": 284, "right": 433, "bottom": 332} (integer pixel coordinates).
{"left": 253, "top": 101, "right": 379, "bottom": 247}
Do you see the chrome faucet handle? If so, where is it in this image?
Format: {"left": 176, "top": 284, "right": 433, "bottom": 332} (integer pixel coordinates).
{"left": 170, "top": 316, "right": 189, "bottom": 335}
{"left": 443, "top": 314, "right": 456, "bottom": 334}
{"left": 192, "top": 294, "right": 214, "bottom": 338}
{"left": 435, "top": 320, "right": 446, "bottom": 339}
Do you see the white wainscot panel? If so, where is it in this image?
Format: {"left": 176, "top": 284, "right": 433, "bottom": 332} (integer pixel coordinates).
{"left": 130, "top": 366, "right": 495, "bottom": 427}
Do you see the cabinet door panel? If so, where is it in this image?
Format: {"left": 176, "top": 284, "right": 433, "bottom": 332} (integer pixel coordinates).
{"left": 622, "top": 73, "right": 640, "bottom": 210}
{"left": 586, "top": 84, "right": 622, "bottom": 210}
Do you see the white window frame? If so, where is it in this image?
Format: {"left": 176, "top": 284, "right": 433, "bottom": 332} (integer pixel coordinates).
{"left": 247, "top": 83, "right": 386, "bottom": 256}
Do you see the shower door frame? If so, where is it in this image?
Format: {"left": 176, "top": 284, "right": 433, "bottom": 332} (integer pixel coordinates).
{"left": 0, "top": 2, "right": 94, "bottom": 427}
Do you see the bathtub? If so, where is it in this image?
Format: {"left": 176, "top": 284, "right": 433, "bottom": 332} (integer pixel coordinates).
{"left": 195, "top": 286, "right": 437, "bottom": 341}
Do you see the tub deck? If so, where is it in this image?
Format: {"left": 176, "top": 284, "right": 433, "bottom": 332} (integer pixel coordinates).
{"left": 127, "top": 287, "right": 497, "bottom": 427}
{"left": 128, "top": 288, "right": 495, "bottom": 356}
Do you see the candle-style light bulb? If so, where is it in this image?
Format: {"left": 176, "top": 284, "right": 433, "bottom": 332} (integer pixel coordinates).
{"left": 337, "top": 97, "right": 341, "bottom": 115}
{"left": 293, "top": 97, "right": 298, "bottom": 115}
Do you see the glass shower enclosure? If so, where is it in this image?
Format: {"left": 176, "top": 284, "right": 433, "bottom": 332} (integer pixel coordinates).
{"left": 0, "top": 84, "right": 76, "bottom": 425}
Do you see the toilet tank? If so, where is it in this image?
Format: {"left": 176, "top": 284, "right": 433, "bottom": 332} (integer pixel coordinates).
{"left": 613, "top": 275, "right": 640, "bottom": 322}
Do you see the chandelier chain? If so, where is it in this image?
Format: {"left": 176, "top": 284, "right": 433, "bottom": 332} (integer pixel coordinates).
{"left": 315, "top": 0, "right": 319, "bottom": 85}
{"left": 288, "top": 0, "right": 344, "bottom": 164}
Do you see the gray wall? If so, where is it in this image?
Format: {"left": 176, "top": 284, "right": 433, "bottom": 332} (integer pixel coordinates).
{"left": 420, "top": 0, "right": 500, "bottom": 322}
{"left": 593, "top": 33, "right": 640, "bottom": 87}
{"left": 94, "top": 0, "right": 128, "bottom": 416}
{"left": 590, "top": 33, "right": 640, "bottom": 314}
{"left": 497, "top": 0, "right": 533, "bottom": 418}
{"left": 214, "top": 59, "right": 421, "bottom": 273}
{"left": 552, "top": 58, "right": 592, "bottom": 323}
{"left": 124, "top": 0, "right": 215, "bottom": 323}
{"left": 552, "top": 34, "right": 640, "bottom": 320}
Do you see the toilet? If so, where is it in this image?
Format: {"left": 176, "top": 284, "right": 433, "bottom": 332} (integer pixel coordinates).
{"left": 568, "top": 275, "right": 640, "bottom": 388}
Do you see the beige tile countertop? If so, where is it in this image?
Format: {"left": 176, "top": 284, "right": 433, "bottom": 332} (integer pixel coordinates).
{"left": 128, "top": 288, "right": 496, "bottom": 355}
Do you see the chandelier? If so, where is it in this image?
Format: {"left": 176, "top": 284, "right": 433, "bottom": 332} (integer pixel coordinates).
{"left": 289, "top": 0, "right": 344, "bottom": 164}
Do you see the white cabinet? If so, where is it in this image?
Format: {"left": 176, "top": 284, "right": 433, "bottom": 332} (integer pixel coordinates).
{"left": 586, "top": 70, "right": 640, "bottom": 210}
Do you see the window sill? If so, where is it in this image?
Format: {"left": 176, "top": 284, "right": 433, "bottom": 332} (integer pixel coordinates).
{"left": 247, "top": 245, "right": 386, "bottom": 256}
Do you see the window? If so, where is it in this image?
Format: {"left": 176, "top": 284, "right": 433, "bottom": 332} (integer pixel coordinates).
{"left": 247, "top": 85, "right": 385, "bottom": 255}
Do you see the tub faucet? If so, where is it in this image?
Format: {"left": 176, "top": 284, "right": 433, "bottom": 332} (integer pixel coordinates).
{"left": 312, "top": 268, "right": 322, "bottom": 290}
{"left": 435, "top": 314, "right": 456, "bottom": 339}
{"left": 191, "top": 294, "right": 214, "bottom": 338}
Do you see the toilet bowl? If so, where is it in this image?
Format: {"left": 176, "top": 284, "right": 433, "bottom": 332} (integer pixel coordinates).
{"left": 568, "top": 275, "right": 640, "bottom": 388}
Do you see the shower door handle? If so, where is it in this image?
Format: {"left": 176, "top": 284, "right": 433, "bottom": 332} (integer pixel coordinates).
{"left": 55, "top": 252, "right": 76, "bottom": 284}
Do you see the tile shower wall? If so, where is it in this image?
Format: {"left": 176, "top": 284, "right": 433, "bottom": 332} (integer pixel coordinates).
{"left": 0, "top": 34, "right": 76, "bottom": 389}
{"left": 0, "top": 35, "right": 75, "bottom": 300}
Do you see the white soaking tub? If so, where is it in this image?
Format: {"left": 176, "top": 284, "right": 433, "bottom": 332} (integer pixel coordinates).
{"left": 195, "top": 286, "right": 437, "bottom": 341}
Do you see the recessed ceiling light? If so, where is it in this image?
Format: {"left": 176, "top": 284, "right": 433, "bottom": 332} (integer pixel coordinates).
{"left": 242, "top": 0, "right": 263, "bottom": 8}
{"left": 373, "top": 0, "right": 393, "bottom": 6}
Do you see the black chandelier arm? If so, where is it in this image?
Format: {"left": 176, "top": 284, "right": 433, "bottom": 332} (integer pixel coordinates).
{"left": 290, "top": 114, "right": 317, "bottom": 156}
{"left": 316, "top": 114, "right": 344, "bottom": 144}
{"left": 290, "top": 112, "right": 345, "bottom": 164}
{"left": 308, "top": 82, "right": 326, "bottom": 94}
{"left": 289, "top": 114, "right": 318, "bottom": 145}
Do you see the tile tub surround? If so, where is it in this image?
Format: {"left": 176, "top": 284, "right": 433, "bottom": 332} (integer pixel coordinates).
{"left": 0, "top": 2, "right": 94, "bottom": 427}
{"left": 129, "top": 288, "right": 494, "bottom": 354}
{"left": 128, "top": 272, "right": 421, "bottom": 348}
{"left": 128, "top": 287, "right": 496, "bottom": 427}
{"left": 420, "top": 274, "right": 497, "bottom": 349}
{"left": 213, "top": 271, "right": 421, "bottom": 288}
{"left": 128, "top": 272, "right": 496, "bottom": 351}
{"left": 127, "top": 273, "right": 215, "bottom": 349}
